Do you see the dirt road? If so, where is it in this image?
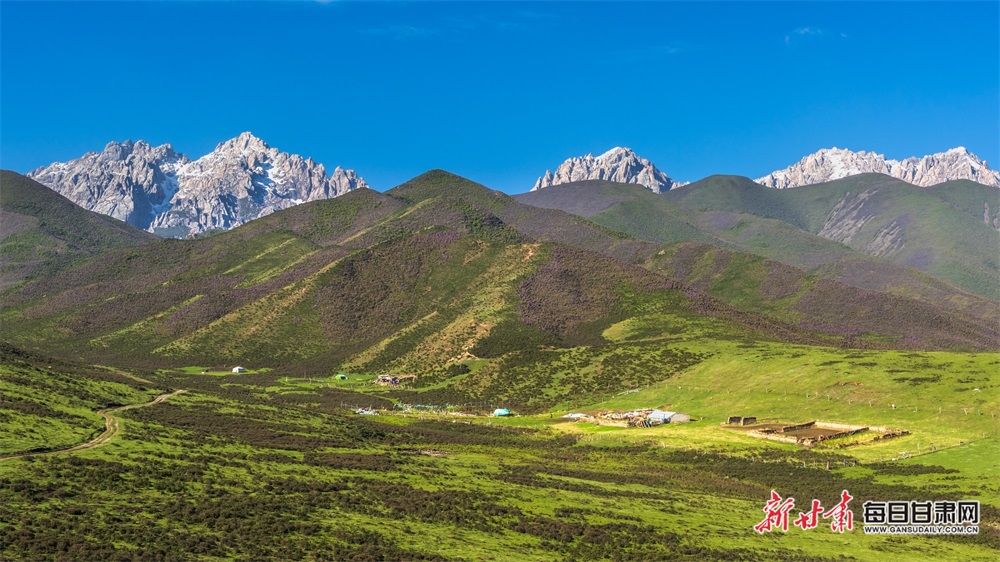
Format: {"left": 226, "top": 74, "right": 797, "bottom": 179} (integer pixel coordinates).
{"left": 0, "top": 389, "right": 186, "bottom": 462}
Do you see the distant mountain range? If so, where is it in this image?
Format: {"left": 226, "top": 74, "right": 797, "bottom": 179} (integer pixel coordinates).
{"left": 755, "top": 146, "right": 1000, "bottom": 189}
{"left": 531, "top": 146, "right": 1000, "bottom": 192}
{"left": 27, "top": 132, "right": 367, "bottom": 237}
{"left": 21, "top": 138, "right": 1000, "bottom": 244}
{"left": 3, "top": 169, "right": 996, "bottom": 384}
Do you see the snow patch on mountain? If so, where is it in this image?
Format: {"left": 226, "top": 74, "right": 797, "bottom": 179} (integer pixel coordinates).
{"left": 28, "top": 132, "right": 368, "bottom": 237}
{"left": 532, "top": 147, "right": 683, "bottom": 193}
{"left": 756, "top": 147, "right": 1000, "bottom": 189}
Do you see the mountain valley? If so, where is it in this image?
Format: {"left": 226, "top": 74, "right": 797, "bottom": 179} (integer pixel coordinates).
{"left": 1, "top": 164, "right": 997, "bottom": 561}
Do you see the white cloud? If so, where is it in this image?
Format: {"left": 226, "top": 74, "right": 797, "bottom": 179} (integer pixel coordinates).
{"left": 794, "top": 27, "right": 824, "bottom": 36}
{"left": 785, "top": 26, "right": 848, "bottom": 45}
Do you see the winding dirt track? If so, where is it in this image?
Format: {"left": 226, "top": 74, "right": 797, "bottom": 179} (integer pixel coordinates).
{"left": 0, "top": 390, "right": 186, "bottom": 462}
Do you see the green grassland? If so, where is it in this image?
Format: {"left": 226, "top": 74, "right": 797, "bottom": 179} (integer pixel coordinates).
{"left": 1, "top": 338, "right": 997, "bottom": 560}
{"left": 579, "top": 340, "right": 999, "bottom": 461}
{"left": 0, "top": 345, "right": 162, "bottom": 455}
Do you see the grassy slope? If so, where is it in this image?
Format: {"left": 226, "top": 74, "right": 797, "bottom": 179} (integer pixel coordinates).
{"left": 0, "top": 170, "right": 159, "bottom": 292}
{"left": 0, "top": 344, "right": 160, "bottom": 454}
{"left": 666, "top": 174, "right": 1000, "bottom": 300}
{"left": 389, "top": 170, "right": 657, "bottom": 264}
{"left": 646, "top": 241, "right": 998, "bottom": 350}
{"left": 780, "top": 176, "right": 999, "bottom": 300}
{"left": 361, "top": 173, "right": 996, "bottom": 356}
{"left": 665, "top": 175, "right": 808, "bottom": 226}
{"left": 589, "top": 336, "right": 999, "bottom": 461}
{"left": 2, "top": 171, "right": 997, "bottom": 396}
{"left": 0, "top": 340, "right": 996, "bottom": 561}
{"left": 927, "top": 179, "right": 1000, "bottom": 228}
{"left": 515, "top": 180, "right": 718, "bottom": 246}
{"left": 517, "top": 179, "right": 997, "bottom": 323}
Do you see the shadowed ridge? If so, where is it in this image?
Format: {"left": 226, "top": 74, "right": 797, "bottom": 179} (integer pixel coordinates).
{"left": 0, "top": 170, "right": 159, "bottom": 290}
{"left": 664, "top": 173, "right": 1000, "bottom": 300}
{"left": 514, "top": 176, "right": 996, "bottom": 322}
{"left": 0, "top": 170, "right": 159, "bottom": 244}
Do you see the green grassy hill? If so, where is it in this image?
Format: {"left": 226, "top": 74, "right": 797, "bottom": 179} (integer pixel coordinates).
{"left": 666, "top": 174, "right": 1000, "bottom": 299}
{"left": 925, "top": 179, "right": 1000, "bottom": 227}
{"left": 516, "top": 179, "right": 998, "bottom": 325}
{"left": 2, "top": 170, "right": 997, "bottom": 411}
{"left": 515, "top": 180, "right": 719, "bottom": 246}
{"left": 647, "top": 241, "right": 997, "bottom": 349}
{"left": 517, "top": 178, "right": 858, "bottom": 263}
{"left": 0, "top": 171, "right": 159, "bottom": 291}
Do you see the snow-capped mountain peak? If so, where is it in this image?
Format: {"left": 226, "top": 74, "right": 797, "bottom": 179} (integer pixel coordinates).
{"left": 756, "top": 147, "right": 1000, "bottom": 188}
{"left": 532, "top": 147, "right": 681, "bottom": 193}
{"left": 27, "top": 133, "right": 368, "bottom": 237}
{"left": 213, "top": 131, "right": 270, "bottom": 155}
{"left": 596, "top": 146, "right": 628, "bottom": 159}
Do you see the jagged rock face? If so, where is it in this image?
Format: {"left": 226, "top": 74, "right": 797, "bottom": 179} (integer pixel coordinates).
{"left": 532, "top": 147, "right": 680, "bottom": 193}
{"left": 984, "top": 202, "right": 1000, "bottom": 232}
{"left": 28, "top": 132, "right": 367, "bottom": 236}
{"left": 756, "top": 147, "right": 1000, "bottom": 189}
{"left": 25, "top": 140, "right": 189, "bottom": 230}
{"left": 818, "top": 189, "right": 879, "bottom": 245}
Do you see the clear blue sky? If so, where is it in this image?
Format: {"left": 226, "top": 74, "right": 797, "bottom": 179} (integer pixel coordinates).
{"left": 2, "top": 1, "right": 997, "bottom": 193}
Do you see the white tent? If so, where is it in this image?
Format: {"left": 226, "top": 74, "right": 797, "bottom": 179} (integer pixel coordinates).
{"left": 648, "top": 410, "right": 674, "bottom": 422}
{"left": 647, "top": 410, "right": 691, "bottom": 423}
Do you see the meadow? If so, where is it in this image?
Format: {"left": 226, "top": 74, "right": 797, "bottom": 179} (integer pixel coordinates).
{"left": 1, "top": 337, "right": 996, "bottom": 561}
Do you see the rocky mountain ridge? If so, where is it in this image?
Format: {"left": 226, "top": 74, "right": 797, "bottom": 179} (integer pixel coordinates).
{"left": 755, "top": 146, "right": 1000, "bottom": 189}
{"left": 27, "top": 132, "right": 367, "bottom": 237}
{"left": 532, "top": 147, "right": 681, "bottom": 193}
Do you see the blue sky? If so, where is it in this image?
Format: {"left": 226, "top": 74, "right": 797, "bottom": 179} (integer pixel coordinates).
{"left": 2, "top": 1, "right": 997, "bottom": 193}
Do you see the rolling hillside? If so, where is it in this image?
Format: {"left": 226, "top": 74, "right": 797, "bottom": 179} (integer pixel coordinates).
{"left": 516, "top": 179, "right": 998, "bottom": 323}
{"left": 2, "top": 171, "right": 997, "bottom": 412}
{"left": 665, "top": 174, "right": 1000, "bottom": 300}
{"left": 0, "top": 172, "right": 820, "bottom": 398}
{"left": 0, "top": 171, "right": 159, "bottom": 291}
